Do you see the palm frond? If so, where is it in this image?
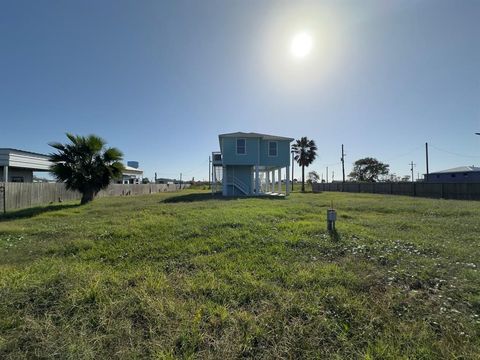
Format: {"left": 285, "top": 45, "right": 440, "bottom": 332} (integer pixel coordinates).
{"left": 103, "top": 147, "right": 123, "bottom": 162}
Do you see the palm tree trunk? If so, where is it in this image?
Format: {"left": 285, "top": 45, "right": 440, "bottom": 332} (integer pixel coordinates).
{"left": 80, "top": 188, "right": 95, "bottom": 204}
{"left": 302, "top": 165, "right": 305, "bottom": 192}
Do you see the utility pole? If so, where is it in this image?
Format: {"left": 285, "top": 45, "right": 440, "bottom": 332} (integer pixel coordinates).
{"left": 326, "top": 166, "right": 329, "bottom": 184}
{"left": 425, "top": 142, "right": 429, "bottom": 178}
{"left": 341, "top": 144, "right": 346, "bottom": 183}
{"left": 180, "top": 173, "right": 182, "bottom": 188}
{"left": 409, "top": 161, "right": 415, "bottom": 183}
{"left": 332, "top": 171, "right": 334, "bottom": 182}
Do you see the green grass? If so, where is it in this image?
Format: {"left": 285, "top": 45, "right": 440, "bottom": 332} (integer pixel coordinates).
{"left": 1, "top": 190, "right": 479, "bottom": 359}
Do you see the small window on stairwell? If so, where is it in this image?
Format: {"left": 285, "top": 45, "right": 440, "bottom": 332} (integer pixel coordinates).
{"left": 236, "top": 139, "right": 246, "bottom": 154}
{"left": 268, "top": 141, "right": 277, "bottom": 156}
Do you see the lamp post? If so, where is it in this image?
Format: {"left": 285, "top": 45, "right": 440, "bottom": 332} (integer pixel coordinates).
{"left": 291, "top": 150, "right": 295, "bottom": 192}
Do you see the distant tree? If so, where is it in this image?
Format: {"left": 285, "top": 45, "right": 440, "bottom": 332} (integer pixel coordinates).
{"left": 291, "top": 137, "right": 317, "bottom": 192}
{"left": 142, "top": 177, "right": 150, "bottom": 184}
{"left": 49, "top": 133, "right": 124, "bottom": 204}
{"left": 307, "top": 171, "right": 320, "bottom": 185}
{"left": 385, "top": 173, "right": 401, "bottom": 182}
{"left": 349, "top": 157, "right": 389, "bottom": 182}
{"left": 401, "top": 175, "right": 411, "bottom": 182}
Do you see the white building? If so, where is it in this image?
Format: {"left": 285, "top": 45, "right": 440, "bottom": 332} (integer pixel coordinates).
{"left": 0, "top": 148, "right": 51, "bottom": 182}
{"left": 118, "top": 161, "right": 144, "bottom": 184}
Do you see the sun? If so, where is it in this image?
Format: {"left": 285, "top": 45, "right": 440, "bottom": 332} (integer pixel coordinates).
{"left": 290, "top": 32, "right": 313, "bottom": 59}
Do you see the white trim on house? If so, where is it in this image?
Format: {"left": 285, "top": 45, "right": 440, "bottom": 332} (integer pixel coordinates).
{"left": 0, "top": 148, "right": 51, "bottom": 170}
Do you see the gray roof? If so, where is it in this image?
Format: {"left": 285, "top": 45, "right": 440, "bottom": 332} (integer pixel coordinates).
{"left": 218, "top": 132, "right": 294, "bottom": 141}
{"left": 123, "top": 165, "right": 143, "bottom": 174}
{"left": 0, "top": 148, "right": 49, "bottom": 158}
{"left": 429, "top": 166, "right": 480, "bottom": 174}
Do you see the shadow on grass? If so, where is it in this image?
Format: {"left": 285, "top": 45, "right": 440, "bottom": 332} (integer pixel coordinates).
{"left": 329, "top": 229, "right": 342, "bottom": 242}
{"left": 162, "top": 192, "right": 286, "bottom": 203}
{"left": 0, "top": 203, "right": 80, "bottom": 221}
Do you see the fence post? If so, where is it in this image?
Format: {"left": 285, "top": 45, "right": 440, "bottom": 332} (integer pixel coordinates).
{"left": 413, "top": 182, "right": 416, "bottom": 197}
{"left": 0, "top": 183, "right": 5, "bottom": 214}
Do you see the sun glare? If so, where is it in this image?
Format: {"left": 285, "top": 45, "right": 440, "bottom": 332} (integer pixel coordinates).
{"left": 290, "top": 32, "right": 313, "bottom": 59}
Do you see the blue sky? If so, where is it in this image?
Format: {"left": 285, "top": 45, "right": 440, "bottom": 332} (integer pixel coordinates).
{"left": 1, "top": 0, "right": 479, "bottom": 181}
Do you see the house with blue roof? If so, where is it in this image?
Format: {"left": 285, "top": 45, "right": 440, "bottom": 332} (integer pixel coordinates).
{"left": 211, "top": 132, "right": 294, "bottom": 196}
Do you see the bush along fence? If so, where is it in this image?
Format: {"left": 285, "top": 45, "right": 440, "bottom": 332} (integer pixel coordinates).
{"left": 312, "top": 182, "right": 480, "bottom": 201}
{"left": 0, "top": 182, "right": 190, "bottom": 213}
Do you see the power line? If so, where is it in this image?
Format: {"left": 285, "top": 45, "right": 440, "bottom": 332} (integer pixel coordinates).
{"left": 384, "top": 145, "right": 423, "bottom": 162}
{"left": 323, "top": 161, "right": 341, "bottom": 167}
{"left": 430, "top": 144, "right": 480, "bottom": 159}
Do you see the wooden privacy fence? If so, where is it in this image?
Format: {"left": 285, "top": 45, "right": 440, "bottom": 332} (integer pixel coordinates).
{"left": 0, "top": 182, "right": 190, "bottom": 213}
{"left": 312, "top": 182, "right": 480, "bottom": 201}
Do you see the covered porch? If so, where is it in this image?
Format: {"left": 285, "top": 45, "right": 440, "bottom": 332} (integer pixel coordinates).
{"left": 255, "top": 165, "right": 290, "bottom": 196}
{"left": 212, "top": 162, "right": 290, "bottom": 197}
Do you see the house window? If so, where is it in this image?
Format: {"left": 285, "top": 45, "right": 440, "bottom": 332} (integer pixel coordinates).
{"left": 236, "top": 139, "right": 246, "bottom": 154}
{"left": 268, "top": 141, "right": 278, "bottom": 156}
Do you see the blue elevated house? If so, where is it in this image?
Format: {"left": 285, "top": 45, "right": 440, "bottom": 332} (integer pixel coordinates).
{"left": 211, "top": 132, "right": 294, "bottom": 196}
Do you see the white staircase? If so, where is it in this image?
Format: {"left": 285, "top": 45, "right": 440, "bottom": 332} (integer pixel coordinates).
{"left": 228, "top": 176, "right": 250, "bottom": 195}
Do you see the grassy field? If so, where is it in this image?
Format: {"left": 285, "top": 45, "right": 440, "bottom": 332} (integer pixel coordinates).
{"left": 1, "top": 190, "right": 479, "bottom": 359}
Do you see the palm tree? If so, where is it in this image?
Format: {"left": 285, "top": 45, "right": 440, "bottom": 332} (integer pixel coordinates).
{"left": 49, "top": 133, "right": 124, "bottom": 204}
{"left": 291, "top": 137, "right": 317, "bottom": 192}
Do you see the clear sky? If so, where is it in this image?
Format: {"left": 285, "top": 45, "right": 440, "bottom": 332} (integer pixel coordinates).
{"left": 1, "top": 0, "right": 479, "bottom": 181}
